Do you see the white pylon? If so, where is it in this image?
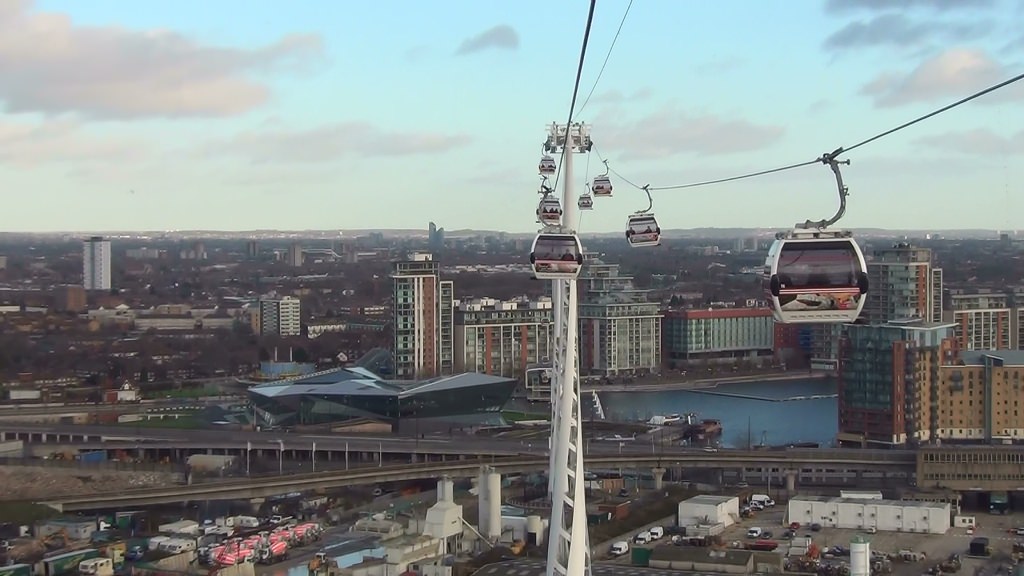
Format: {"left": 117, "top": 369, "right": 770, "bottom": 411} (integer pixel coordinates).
{"left": 544, "top": 122, "right": 592, "bottom": 576}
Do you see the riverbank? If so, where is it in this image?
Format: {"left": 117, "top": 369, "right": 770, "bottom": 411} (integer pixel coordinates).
{"left": 579, "top": 370, "right": 830, "bottom": 393}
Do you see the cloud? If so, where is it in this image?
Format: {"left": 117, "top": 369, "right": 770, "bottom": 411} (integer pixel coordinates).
{"left": 823, "top": 13, "right": 987, "bottom": 51}
{"left": 0, "top": 119, "right": 149, "bottom": 166}
{"left": 861, "top": 48, "right": 1024, "bottom": 107}
{"left": 455, "top": 25, "right": 519, "bottom": 55}
{"left": 208, "top": 123, "right": 473, "bottom": 164}
{"left": 824, "top": 0, "right": 995, "bottom": 13}
{"left": 600, "top": 107, "right": 784, "bottom": 160}
{"left": 0, "top": 1, "right": 324, "bottom": 119}
{"left": 915, "top": 128, "right": 1024, "bottom": 156}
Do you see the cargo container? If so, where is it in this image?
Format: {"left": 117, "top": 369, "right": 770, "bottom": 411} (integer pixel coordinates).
{"left": 78, "top": 451, "right": 107, "bottom": 464}
{"left": 0, "top": 564, "right": 33, "bottom": 576}
{"left": 157, "top": 520, "right": 199, "bottom": 535}
{"left": 39, "top": 548, "right": 99, "bottom": 576}
{"left": 630, "top": 546, "right": 652, "bottom": 567}
{"left": 8, "top": 389, "right": 42, "bottom": 401}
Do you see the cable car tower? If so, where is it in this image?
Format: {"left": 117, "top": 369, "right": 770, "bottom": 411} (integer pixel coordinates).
{"left": 541, "top": 121, "right": 592, "bottom": 576}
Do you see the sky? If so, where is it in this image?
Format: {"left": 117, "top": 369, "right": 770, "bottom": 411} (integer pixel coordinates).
{"left": 1, "top": 0, "right": 1023, "bottom": 233}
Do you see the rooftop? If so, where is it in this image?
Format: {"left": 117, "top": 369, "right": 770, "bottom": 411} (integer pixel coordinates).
{"left": 790, "top": 495, "right": 950, "bottom": 509}
{"left": 249, "top": 366, "right": 514, "bottom": 399}
{"left": 683, "top": 494, "right": 738, "bottom": 506}
{"left": 959, "top": 350, "right": 1024, "bottom": 366}
{"left": 472, "top": 559, "right": 699, "bottom": 576}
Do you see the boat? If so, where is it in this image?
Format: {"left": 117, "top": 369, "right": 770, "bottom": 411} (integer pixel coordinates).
{"left": 682, "top": 419, "right": 723, "bottom": 441}
{"left": 645, "top": 413, "right": 685, "bottom": 426}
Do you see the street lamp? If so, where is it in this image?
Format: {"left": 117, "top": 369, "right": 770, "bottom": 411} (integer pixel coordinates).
{"left": 276, "top": 439, "right": 284, "bottom": 475}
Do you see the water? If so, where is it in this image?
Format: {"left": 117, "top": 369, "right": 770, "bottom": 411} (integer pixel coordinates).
{"left": 597, "top": 378, "right": 838, "bottom": 448}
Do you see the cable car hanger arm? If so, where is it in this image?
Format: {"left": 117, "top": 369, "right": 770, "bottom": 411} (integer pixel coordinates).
{"left": 797, "top": 148, "right": 850, "bottom": 231}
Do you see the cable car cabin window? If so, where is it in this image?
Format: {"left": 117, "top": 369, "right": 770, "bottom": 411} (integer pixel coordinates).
{"left": 535, "top": 238, "right": 580, "bottom": 262}
{"left": 776, "top": 242, "right": 859, "bottom": 290}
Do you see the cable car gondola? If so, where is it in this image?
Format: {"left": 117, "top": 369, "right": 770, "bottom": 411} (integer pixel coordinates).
{"left": 578, "top": 194, "right": 593, "bottom": 210}
{"left": 625, "top": 213, "right": 660, "bottom": 248}
{"left": 591, "top": 175, "right": 612, "bottom": 197}
{"left": 539, "top": 155, "right": 557, "bottom": 176}
{"left": 536, "top": 196, "right": 562, "bottom": 227}
{"left": 530, "top": 233, "right": 584, "bottom": 280}
{"left": 763, "top": 229, "right": 869, "bottom": 324}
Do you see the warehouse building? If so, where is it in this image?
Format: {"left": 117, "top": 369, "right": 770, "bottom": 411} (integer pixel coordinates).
{"left": 787, "top": 496, "right": 950, "bottom": 535}
{"left": 678, "top": 495, "right": 740, "bottom": 528}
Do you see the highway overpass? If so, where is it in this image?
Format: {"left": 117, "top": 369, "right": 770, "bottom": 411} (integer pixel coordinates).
{"left": 39, "top": 448, "right": 916, "bottom": 512}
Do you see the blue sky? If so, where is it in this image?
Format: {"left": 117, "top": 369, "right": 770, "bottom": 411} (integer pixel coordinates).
{"left": 1, "top": 0, "right": 1022, "bottom": 233}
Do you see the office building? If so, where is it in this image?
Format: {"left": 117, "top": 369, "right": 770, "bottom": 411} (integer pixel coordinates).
{"left": 937, "top": 350, "right": 1024, "bottom": 442}
{"left": 943, "top": 289, "right": 1011, "bottom": 352}
{"left": 864, "top": 243, "right": 943, "bottom": 324}
{"left": 838, "top": 319, "right": 957, "bottom": 447}
{"left": 454, "top": 297, "right": 553, "bottom": 378}
{"left": 578, "top": 258, "right": 662, "bottom": 376}
{"left": 393, "top": 253, "right": 454, "bottom": 379}
{"left": 249, "top": 367, "right": 516, "bottom": 428}
{"left": 82, "top": 236, "right": 111, "bottom": 291}
{"left": 662, "top": 308, "right": 774, "bottom": 367}
{"left": 259, "top": 296, "right": 302, "bottom": 336}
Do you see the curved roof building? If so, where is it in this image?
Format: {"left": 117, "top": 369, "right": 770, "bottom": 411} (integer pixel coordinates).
{"left": 249, "top": 366, "right": 517, "bottom": 427}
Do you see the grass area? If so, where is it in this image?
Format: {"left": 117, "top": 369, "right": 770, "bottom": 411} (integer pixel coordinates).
{"left": 116, "top": 416, "right": 205, "bottom": 429}
{"left": 0, "top": 501, "right": 60, "bottom": 524}
{"left": 501, "top": 410, "right": 549, "bottom": 423}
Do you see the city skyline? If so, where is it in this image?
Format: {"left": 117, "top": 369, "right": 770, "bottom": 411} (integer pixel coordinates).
{"left": 1, "top": 0, "right": 1022, "bottom": 233}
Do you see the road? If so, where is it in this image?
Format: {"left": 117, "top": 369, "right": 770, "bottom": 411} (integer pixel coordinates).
{"left": 0, "top": 397, "right": 235, "bottom": 417}
{"left": 0, "top": 422, "right": 918, "bottom": 461}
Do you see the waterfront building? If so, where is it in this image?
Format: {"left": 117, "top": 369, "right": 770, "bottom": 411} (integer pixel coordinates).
{"left": 662, "top": 307, "right": 774, "bottom": 367}
{"left": 577, "top": 259, "right": 662, "bottom": 376}
{"left": 453, "top": 297, "right": 552, "bottom": 379}
{"left": 838, "top": 319, "right": 957, "bottom": 447}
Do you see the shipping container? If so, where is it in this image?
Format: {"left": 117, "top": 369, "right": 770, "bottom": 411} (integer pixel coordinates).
{"left": 0, "top": 564, "right": 33, "bottom": 576}
{"left": 630, "top": 546, "right": 652, "bottom": 567}
{"left": 8, "top": 389, "right": 42, "bottom": 401}
{"left": 79, "top": 450, "right": 107, "bottom": 464}
{"left": 40, "top": 548, "right": 99, "bottom": 576}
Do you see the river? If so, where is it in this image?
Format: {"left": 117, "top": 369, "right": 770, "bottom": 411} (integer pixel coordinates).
{"left": 596, "top": 377, "right": 839, "bottom": 448}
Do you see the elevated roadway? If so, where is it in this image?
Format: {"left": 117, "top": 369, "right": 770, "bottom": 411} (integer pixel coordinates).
{"left": 0, "top": 398, "right": 233, "bottom": 418}
{"left": 39, "top": 448, "right": 915, "bottom": 512}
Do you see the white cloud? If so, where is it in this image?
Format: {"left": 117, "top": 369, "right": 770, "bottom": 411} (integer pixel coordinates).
{"left": 455, "top": 25, "right": 519, "bottom": 56}
{"left": 208, "top": 123, "right": 473, "bottom": 164}
{"left": 0, "top": 0, "right": 323, "bottom": 119}
{"left": 915, "top": 128, "right": 1024, "bottom": 156}
{"left": 599, "top": 107, "right": 784, "bottom": 160}
{"left": 860, "top": 48, "right": 1024, "bottom": 107}
{"left": 0, "top": 118, "right": 149, "bottom": 166}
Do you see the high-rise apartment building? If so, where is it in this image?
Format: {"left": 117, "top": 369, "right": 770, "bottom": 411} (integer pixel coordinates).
{"left": 662, "top": 308, "right": 774, "bottom": 367}
{"left": 82, "top": 236, "right": 111, "bottom": 291}
{"left": 392, "top": 253, "right": 454, "bottom": 379}
{"left": 454, "top": 297, "right": 553, "bottom": 378}
{"left": 259, "top": 296, "right": 302, "bottom": 336}
{"left": 863, "top": 243, "right": 943, "bottom": 324}
{"left": 937, "top": 350, "right": 1024, "bottom": 442}
{"left": 943, "top": 289, "right": 1011, "bottom": 352}
{"left": 838, "top": 319, "right": 957, "bottom": 447}
{"left": 578, "top": 258, "right": 662, "bottom": 376}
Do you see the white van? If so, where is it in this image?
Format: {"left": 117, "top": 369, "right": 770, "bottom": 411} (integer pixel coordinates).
{"left": 649, "top": 526, "right": 665, "bottom": 540}
{"left": 633, "top": 531, "right": 652, "bottom": 545}
{"left": 750, "top": 494, "right": 775, "bottom": 507}
{"left": 609, "top": 541, "right": 629, "bottom": 557}
{"left": 746, "top": 527, "right": 763, "bottom": 538}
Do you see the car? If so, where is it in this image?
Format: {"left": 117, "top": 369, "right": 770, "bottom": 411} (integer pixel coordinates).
{"left": 702, "top": 446, "right": 718, "bottom": 452}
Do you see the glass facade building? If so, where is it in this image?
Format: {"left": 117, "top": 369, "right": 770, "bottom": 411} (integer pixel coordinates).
{"left": 249, "top": 366, "right": 516, "bottom": 427}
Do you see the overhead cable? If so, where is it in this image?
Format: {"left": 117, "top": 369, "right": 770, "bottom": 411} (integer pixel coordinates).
{"left": 574, "top": 0, "right": 634, "bottom": 118}
{"left": 602, "top": 71, "right": 1024, "bottom": 192}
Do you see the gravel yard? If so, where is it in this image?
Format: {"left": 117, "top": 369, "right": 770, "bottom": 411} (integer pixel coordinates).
{"left": 0, "top": 465, "right": 179, "bottom": 500}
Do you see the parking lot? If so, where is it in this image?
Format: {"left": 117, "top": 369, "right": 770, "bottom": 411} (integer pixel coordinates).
{"left": 613, "top": 500, "right": 1024, "bottom": 574}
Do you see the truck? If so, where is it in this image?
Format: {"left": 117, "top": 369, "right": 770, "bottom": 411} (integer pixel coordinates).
{"left": 749, "top": 494, "right": 775, "bottom": 507}
{"left": 78, "top": 558, "right": 114, "bottom": 576}
{"left": 157, "top": 521, "right": 199, "bottom": 536}
{"left": 256, "top": 541, "right": 289, "bottom": 565}
{"left": 39, "top": 549, "right": 99, "bottom": 576}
